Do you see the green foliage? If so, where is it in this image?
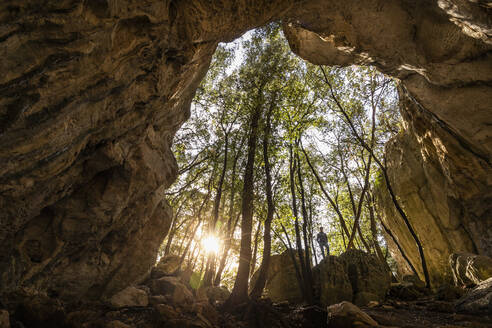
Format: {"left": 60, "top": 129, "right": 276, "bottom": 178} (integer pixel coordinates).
{"left": 162, "top": 24, "right": 403, "bottom": 285}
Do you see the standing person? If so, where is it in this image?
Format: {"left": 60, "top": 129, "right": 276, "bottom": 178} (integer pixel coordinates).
{"left": 316, "top": 227, "right": 329, "bottom": 259}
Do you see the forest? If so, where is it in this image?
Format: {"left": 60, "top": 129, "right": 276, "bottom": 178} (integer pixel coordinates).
{"left": 2, "top": 1, "right": 491, "bottom": 326}
{"left": 160, "top": 25, "right": 409, "bottom": 306}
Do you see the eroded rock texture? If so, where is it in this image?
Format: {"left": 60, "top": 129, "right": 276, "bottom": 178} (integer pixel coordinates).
{"left": 0, "top": 0, "right": 490, "bottom": 306}
{"left": 282, "top": 1, "right": 492, "bottom": 286}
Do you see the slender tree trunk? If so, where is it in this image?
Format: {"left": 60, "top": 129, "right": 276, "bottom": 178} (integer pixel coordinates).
{"left": 164, "top": 201, "right": 185, "bottom": 255}
{"left": 224, "top": 104, "right": 262, "bottom": 308}
{"left": 357, "top": 223, "right": 372, "bottom": 253}
{"left": 377, "top": 210, "right": 419, "bottom": 278}
{"left": 367, "top": 194, "right": 391, "bottom": 273}
{"left": 215, "top": 212, "right": 241, "bottom": 286}
{"left": 179, "top": 169, "right": 215, "bottom": 265}
{"left": 319, "top": 66, "right": 431, "bottom": 288}
{"left": 296, "top": 149, "right": 315, "bottom": 304}
{"left": 250, "top": 101, "right": 275, "bottom": 299}
{"left": 214, "top": 137, "right": 244, "bottom": 286}
{"left": 203, "top": 133, "right": 230, "bottom": 286}
{"left": 301, "top": 145, "right": 350, "bottom": 239}
{"left": 289, "top": 145, "right": 309, "bottom": 302}
{"left": 308, "top": 197, "right": 319, "bottom": 266}
{"left": 250, "top": 220, "right": 262, "bottom": 279}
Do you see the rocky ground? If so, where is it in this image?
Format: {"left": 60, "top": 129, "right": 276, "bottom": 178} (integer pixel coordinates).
{"left": 1, "top": 254, "right": 491, "bottom": 328}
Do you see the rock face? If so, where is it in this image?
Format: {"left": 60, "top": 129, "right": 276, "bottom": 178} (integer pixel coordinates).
{"left": 0, "top": 0, "right": 490, "bottom": 306}
{"left": 314, "top": 256, "right": 353, "bottom": 306}
{"left": 252, "top": 250, "right": 303, "bottom": 303}
{"left": 314, "top": 250, "right": 390, "bottom": 306}
{"left": 110, "top": 286, "right": 149, "bottom": 308}
{"left": 283, "top": 1, "right": 492, "bottom": 288}
{"left": 326, "top": 301, "right": 378, "bottom": 328}
{"left": 455, "top": 277, "right": 492, "bottom": 314}
{"left": 151, "top": 255, "right": 182, "bottom": 279}
{"left": 376, "top": 91, "right": 492, "bottom": 286}
{"left": 261, "top": 250, "right": 388, "bottom": 306}
{"left": 450, "top": 253, "right": 492, "bottom": 287}
{"left": 340, "top": 250, "right": 391, "bottom": 306}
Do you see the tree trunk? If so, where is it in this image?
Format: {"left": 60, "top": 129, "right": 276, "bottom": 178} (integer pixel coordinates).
{"left": 296, "top": 148, "right": 315, "bottom": 304}
{"left": 250, "top": 220, "right": 262, "bottom": 279}
{"left": 289, "top": 145, "right": 309, "bottom": 302}
{"left": 214, "top": 136, "right": 244, "bottom": 286}
{"left": 301, "top": 145, "right": 350, "bottom": 240}
{"left": 203, "top": 133, "right": 230, "bottom": 286}
{"left": 319, "top": 66, "right": 431, "bottom": 288}
{"left": 250, "top": 101, "right": 275, "bottom": 299}
{"left": 224, "top": 104, "right": 261, "bottom": 308}
{"left": 367, "top": 194, "right": 391, "bottom": 273}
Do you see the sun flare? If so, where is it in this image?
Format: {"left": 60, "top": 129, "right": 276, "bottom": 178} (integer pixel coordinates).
{"left": 201, "top": 235, "right": 221, "bottom": 254}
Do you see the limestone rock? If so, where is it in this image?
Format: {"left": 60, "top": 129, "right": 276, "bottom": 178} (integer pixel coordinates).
{"left": 455, "top": 277, "right": 492, "bottom": 314}
{"left": 148, "top": 276, "right": 193, "bottom": 306}
{"left": 204, "top": 286, "right": 231, "bottom": 304}
{"left": 375, "top": 90, "right": 492, "bottom": 287}
{"left": 314, "top": 256, "right": 353, "bottom": 306}
{"left": 326, "top": 301, "right": 378, "bottom": 328}
{"left": 251, "top": 250, "right": 303, "bottom": 303}
{"left": 0, "top": 0, "right": 490, "bottom": 307}
{"left": 151, "top": 255, "right": 182, "bottom": 279}
{"left": 436, "top": 285, "right": 465, "bottom": 302}
{"left": 110, "top": 286, "right": 149, "bottom": 308}
{"left": 285, "top": 0, "right": 492, "bottom": 289}
{"left": 149, "top": 295, "right": 168, "bottom": 305}
{"left": 450, "top": 253, "right": 492, "bottom": 287}
{"left": 154, "top": 304, "right": 179, "bottom": 320}
{"left": 0, "top": 310, "right": 9, "bottom": 328}
{"left": 106, "top": 321, "right": 132, "bottom": 328}
{"left": 402, "top": 275, "right": 426, "bottom": 289}
{"left": 340, "top": 249, "right": 391, "bottom": 306}
{"left": 388, "top": 282, "right": 428, "bottom": 301}
{"left": 194, "top": 301, "right": 219, "bottom": 326}
{"left": 13, "top": 293, "right": 65, "bottom": 326}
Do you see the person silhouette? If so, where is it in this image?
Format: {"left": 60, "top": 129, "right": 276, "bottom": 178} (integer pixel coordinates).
{"left": 316, "top": 227, "right": 329, "bottom": 259}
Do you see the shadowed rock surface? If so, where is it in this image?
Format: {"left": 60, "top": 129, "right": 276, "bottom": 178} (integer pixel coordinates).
{"left": 450, "top": 253, "right": 492, "bottom": 287}
{"left": 0, "top": 0, "right": 491, "bottom": 316}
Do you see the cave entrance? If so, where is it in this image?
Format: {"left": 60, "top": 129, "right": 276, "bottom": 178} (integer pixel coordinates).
{"left": 159, "top": 24, "right": 403, "bottom": 291}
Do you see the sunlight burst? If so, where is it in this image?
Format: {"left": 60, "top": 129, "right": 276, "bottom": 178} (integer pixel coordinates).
{"left": 201, "top": 235, "right": 221, "bottom": 254}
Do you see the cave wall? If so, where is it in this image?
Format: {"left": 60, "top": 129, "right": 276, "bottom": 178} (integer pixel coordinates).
{"left": 378, "top": 87, "right": 491, "bottom": 285}
{"left": 282, "top": 0, "right": 492, "bottom": 287}
{"left": 0, "top": 0, "right": 490, "bottom": 302}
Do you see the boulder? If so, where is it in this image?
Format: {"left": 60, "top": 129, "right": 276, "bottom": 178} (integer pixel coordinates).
{"left": 151, "top": 255, "right": 182, "bottom": 279}
{"left": 0, "top": 310, "right": 9, "bottom": 328}
{"left": 0, "top": 0, "right": 491, "bottom": 309}
{"left": 340, "top": 249, "right": 391, "bottom": 306}
{"left": 450, "top": 253, "right": 492, "bottom": 287}
{"left": 313, "top": 256, "right": 353, "bottom": 306}
{"left": 154, "top": 304, "right": 180, "bottom": 320}
{"left": 14, "top": 293, "right": 65, "bottom": 326}
{"left": 110, "top": 286, "right": 149, "bottom": 308}
{"left": 436, "top": 285, "right": 465, "bottom": 302}
{"left": 195, "top": 285, "right": 229, "bottom": 305}
{"left": 194, "top": 301, "right": 219, "bottom": 326}
{"left": 251, "top": 250, "right": 303, "bottom": 303}
{"left": 401, "top": 274, "right": 426, "bottom": 289}
{"left": 388, "top": 282, "right": 427, "bottom": 300}
{"left": 106, "top": 320, "right": 132, "bottom": 328}
{"left": 455, "top": 277, "right": 492, "bottom": 314}
{"left": 203, "top": 286, "right": 230, "bottom": 304}
{"left": 148, "top": 276, "right": 193, "bottom": 306}
{"left": 327, "top": 301, "right": 378, "bottom": 328}
{"left": 149, "top": 295, "right": 168, "bottom": 305}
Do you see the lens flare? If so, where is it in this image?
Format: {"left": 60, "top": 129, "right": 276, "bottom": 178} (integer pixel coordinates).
{"left": 201, "top": 235, "right": 221, "bottom": 254}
